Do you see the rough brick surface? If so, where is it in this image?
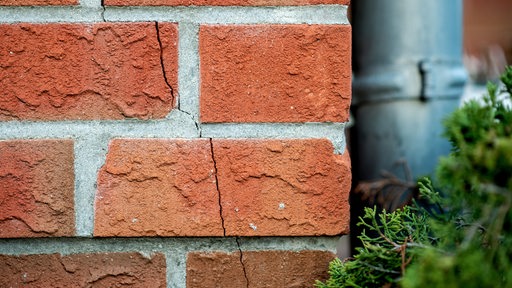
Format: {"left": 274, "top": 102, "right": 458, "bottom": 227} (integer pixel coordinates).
{"left": 0, "top": 140, "right": 75, "bottom": 238}
{"left": 0, "top": 0, "right": 77, "bottom": 5}
{"left": 0, "top": 23, "right": 177, "bottom": 120}
{"left": 0, "top": 252, "right": 166, "bottom": 287}
{"left": 105, "top": 0, "right": 349, "bottom": 6}
{"left": 187, "top": 250, "right": 335, "bottom": 287}
{"left": 200, "top": 24, "right": 351, "bottom": 123}
{"left": 94, "top": 139, "right": 223, "bottom": 237}
{"left": 213, "top": 139, "right": 350, "bottom": 236}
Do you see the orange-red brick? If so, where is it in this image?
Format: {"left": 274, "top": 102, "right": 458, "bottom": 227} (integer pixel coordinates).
{"left": 94, "top": 138, "right": 350, "bottom": 237}
{"left": 214, "top": 139, "right": 351, "bottom": 236}
{"left": 94, "top": 139, "right": 224, "bottom": 237}
{"left": 187, "top": 250, "right": 335, "bottom": 287}
{"left": 0, "top": 252, "right": 166, "bottom": 287}
{"left": 200, "top": 24, "right": 351, "bottom": 123}
{"left": 105, "top": 0, "right": 349, "bottom": 6}
{"left": 0, "top": 0, "right": 77, "bottom": 5}
{"left": 0, "top": 23, "right": 177, "bottom": 120}
{"left": 0, "top": 140, "right": 75, "bottom": 238}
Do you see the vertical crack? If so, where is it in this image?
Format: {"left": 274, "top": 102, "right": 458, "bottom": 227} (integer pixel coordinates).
{"left": 100, "top": 0, "right": 106, "bottom": 22}
{"left": 155, "top": 21, "right": 176, "bottom": 107}
{"left": 210, "top": 138, "right": 226, "bottom": 236}
{"left": 236, "top": 237, "right": 250, "bottom": 288}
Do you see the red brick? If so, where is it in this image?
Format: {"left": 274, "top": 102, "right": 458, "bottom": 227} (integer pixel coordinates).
{"left": 94, "top": 139, "right": 224, "bottom": 237}
{"left": 105, "top": 0, "right": 349, "bottom": 6}
{"left": 0, "top": 0, "right": 77, "bottom": 5}
{"left": 187, "top": 250, "right": 335, "bottom": 287}
{"left": 0, "top": 23, "right": 177, "bottom": 120}
{"left": 200, "top": 24, "right": 351, "bottom": 123}
{"left": 0, "top": 140, "right": 75, "bottom": 238}
{"left": 213, "top": 139, "right": 350, "bottom": 236}
{"left": 0, "top": 252, "right": 166, "bottom": 287}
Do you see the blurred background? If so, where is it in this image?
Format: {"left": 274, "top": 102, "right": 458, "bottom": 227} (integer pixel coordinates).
{"left": 341, "top": 0, "right": 512, "bottom": 256}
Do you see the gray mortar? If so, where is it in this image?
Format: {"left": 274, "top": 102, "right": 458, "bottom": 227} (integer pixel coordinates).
{"left": 0, "top": 5, "right": 348, "bottom": 24}
{"left": 176, "top": 22, "right": 200, "bottom": 122}
{"left": 104, "top": 6, "right": 349, "bottom": 24}
{"left": 0, "top": 237, "right": 337, "bottom": 255}
{"left": 203, "top": 123, "right": 347, "bottom": 154}
{"left": 80, "top": 0, "right": 102, "bottom": 8}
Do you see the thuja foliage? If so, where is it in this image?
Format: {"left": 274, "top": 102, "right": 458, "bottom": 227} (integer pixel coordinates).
{"left": 402, "top": 66, "right": 512, "bottom": 287}
{"left": 314, "top": 180, "right": 439, "bottom": 288}
{"left": 316, "top": 66, "right": 512, "bottom": 288}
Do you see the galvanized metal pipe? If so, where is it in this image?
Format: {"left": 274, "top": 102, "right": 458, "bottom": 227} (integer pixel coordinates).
{"left": 351, "top": 0, "right": 467, "bottom": 181}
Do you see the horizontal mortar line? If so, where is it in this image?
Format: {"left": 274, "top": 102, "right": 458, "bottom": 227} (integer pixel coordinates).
{"left": 0, "top": 236, "right": 339, "bottom": 255}
{"left": 0, "top": 5, "right": 348, "bottom": 24}
{"left": 0, "top": 122, "right": 345, "bottom": 139}
{"left": 104, "top": 6, "right": 349, "bottom": 24}
{"left": 0, "top": 6, "right": 104, "bottom": 23}
{"left": 0, "top": 119, "right": 197, "bottom": 139}
{"left": 202, "top": 122, "right": 348, "bottom": 154}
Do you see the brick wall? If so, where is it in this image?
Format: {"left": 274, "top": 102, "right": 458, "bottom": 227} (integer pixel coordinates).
{"left": 0, "top": 1, "right": 351, "bottom": 287}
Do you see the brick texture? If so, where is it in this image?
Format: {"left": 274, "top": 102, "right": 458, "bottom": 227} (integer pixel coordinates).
{"left": 0, "top": 252, "right": 166, "bottom": 287}
{"left": 200, "top": 24, "right": 351, "bottom": 123}
{"left": 187, "top": 250, "right": 335, "bottom": 287}
{"left": 95, "top": 138, "right": 350, "bottom": 237}
{"left": 0, "top": 140, "right": 75, "bottom": 238}
{"left": 105, "top": 0, "right": 350, "bottom": 6}
{"left": 214, "top": 139, "right": 350, "bottom": 236}
{"left": 0, "top": 0, "right": 77, "bottom": 5}
{"left": 0, "top": 22, "right": 177, "bottom": 120}
{"left": 94, "top": 139, "right": 224, "bottom": 237}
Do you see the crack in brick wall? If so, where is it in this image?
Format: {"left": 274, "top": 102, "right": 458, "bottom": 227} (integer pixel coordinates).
{"left": 236, "top": 237, "right": 250, "bottom": 288}
{"left": 155, "top": 21, "right": 176, "bottom": 108}
{"left": 210, "top": 138, "right": 227, "bottom": 236}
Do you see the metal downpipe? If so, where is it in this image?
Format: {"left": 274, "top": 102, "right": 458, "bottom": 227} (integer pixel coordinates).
{"left": 351, "top": 0, "right": 467, "bottom": 182}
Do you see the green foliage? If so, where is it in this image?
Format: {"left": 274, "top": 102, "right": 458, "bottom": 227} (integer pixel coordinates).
{"left": 316, "top": 66, "right": 512, "bottom": 287}
{"left": 315, "top": 197, "right": 435, "bottom": 288}
{"left": 402, "top": 65, "right": 512, "bottom": 287}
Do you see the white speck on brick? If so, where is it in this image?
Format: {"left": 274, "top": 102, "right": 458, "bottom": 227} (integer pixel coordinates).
{"left": 249, "top": 223, "right": 257, "bottom": 231}
{"left": 278, "top": 203, "right": 285, "bottom": 210}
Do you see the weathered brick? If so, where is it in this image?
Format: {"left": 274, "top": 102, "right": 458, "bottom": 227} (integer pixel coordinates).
{"left": 0, "top": 22, "right": 177, "bottom": 120}
{"left": 94, "top": 139, "right": 224, "bottom": 237}
{"left": 0, "top": 0, "right": 77, "bottom": 5}
{"left": 0, "top": 140, "right": 75, "bottom": 238}
{"left": 105, "top": 0, "right": 349, "bottom": 6}
{"left": 200, "top": 24, "right": 351, "bottom": 123}
{"left": 187, "top": 250, "right": 335, "bottom": 287}
{"left": 0, "top": 252, "right": 166, "bottom": 287}
{"left": 213, "top": 139, "right": 350, "bottom": 236}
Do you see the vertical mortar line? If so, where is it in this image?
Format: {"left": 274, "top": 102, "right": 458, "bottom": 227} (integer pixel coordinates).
{"left": 235, "top": 237, "right": 249, "bottom": 288}
{"left": 165, "top": 248, "right": 188, "bottom": 288}
{"left": 177, "top": 22, "right": 201, "bottom": 128}
{"left": 74, "top": 135, "right": 110, "bottom": 237}
{"left": 209, "top": 138, "right": 226, "bottom": 236}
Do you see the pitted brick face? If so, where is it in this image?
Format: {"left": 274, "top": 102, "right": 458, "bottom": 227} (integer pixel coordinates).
{"left": 0, "top": 253, "right": 166, "bottom": 287}
{"left": 105, "top": 0, "right": 349, "bottom": 6}
{"left": 0, "top": 0, "right": 77, "bottom": 5}
{"left": 187, "top": 250, "right": 335, "bottom": 287}
{"left": 0, "top": 140, "right": 75, "bottom": 238}
{"left": 94, "top": 139, "right": 224, "bottom": 237}
{"left": 213, "top": 139, "right": 351, "bottom": 236}
{"left": 0, "top": 23, "right": 177, "bottom": 120}
{"left": 200, "top": 24, "right": 352, "bottom": 123}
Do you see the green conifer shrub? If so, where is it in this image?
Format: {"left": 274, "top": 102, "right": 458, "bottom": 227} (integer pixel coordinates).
{"left": 316, "top": 66, "right": 512, "bottom": 288}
